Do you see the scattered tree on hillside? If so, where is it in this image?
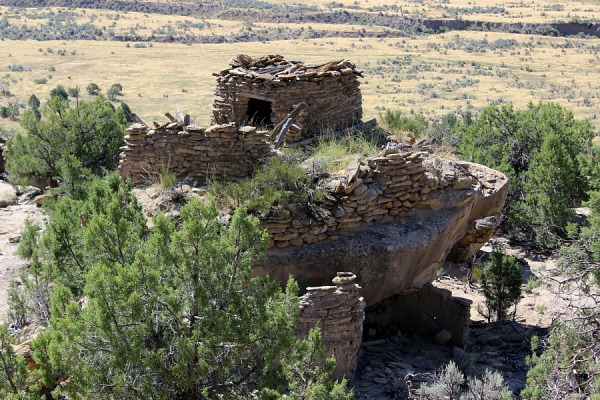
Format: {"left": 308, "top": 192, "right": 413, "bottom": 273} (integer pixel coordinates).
{"left": 120, "top": 101, "right": 135, "bottom": 123}
{"left": 0, "top": 102, "right": 22, "bottom": 121}
{"left": 67, "top": 86, "right": 80, "bottom": 102}
{"left": 48, "top": 85, "right": 68, "bottom": 101}
{"left": 106, "top": 83, "right": 123, "bottom": 101}
{"left": 27, "top": 94, "right": 41, "bottom": 121}
{"left": 86, "top": 82, "right": 100, "bottom": 96}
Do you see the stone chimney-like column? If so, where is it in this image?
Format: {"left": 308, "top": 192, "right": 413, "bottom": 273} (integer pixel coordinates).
{"left": 297, "top": 272, "right": 365, "bottom": 380}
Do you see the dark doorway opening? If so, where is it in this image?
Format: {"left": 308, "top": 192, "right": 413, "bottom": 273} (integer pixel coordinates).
{"left": 246, "top": 98, "right": 273, "bottom": 128}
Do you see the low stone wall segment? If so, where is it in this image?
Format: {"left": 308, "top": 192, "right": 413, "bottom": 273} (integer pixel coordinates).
{"left": 118, "top": 122, "right": 274, "bottom": 185}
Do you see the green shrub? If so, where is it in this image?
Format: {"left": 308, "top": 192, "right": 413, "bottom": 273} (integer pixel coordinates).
{"left": 210, "top": 155, "right": 311, "bottom": 218}
{"left": 381, "top": 109, "right": 428, "bottom": 139}
{"left": 86, "top": 82, "right": 100, "bottom": 96}
{"left": 456, "top": 102, "right": 594, "bottom": 245}
{"left": 522, "top": 190, "right": 600, "bottom": 399}
{"left": 6, "top": 95, "right": 126, "bottom": 186}
{"left": 8, "top": 64, "right": 25, "bottom": 72}
{"left": 16, "top": 218, "right": 41, "bottom": 259}
{"left": 479, "top": 250, "right": 523, "bottom": 322}
{"left": 33, "top": 77, "right": 47, "bottom": 84}
{"left": 7, "top": 178, "right": 351, "bottom": 399}
{"left": 106, "top": 83, "right": 123, "bottom": 100}
{"left": 49, "top": 85, "right": 68, "bottom": 101}
{"left": 312, "top": 132, "right": 378, "bottom": 173}
{"left": 0, "top": 323, "right": 30, "bottom": 397}
{"left": 417, "top": 361, "right": 513, "bottom": 399}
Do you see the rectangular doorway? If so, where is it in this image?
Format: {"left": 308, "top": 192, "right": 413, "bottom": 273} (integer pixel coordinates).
{"left": 246, "top": 98, "right": 273, "bottom": 128}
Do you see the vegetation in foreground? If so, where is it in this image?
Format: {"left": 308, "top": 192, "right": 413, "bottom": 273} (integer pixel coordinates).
{"left": 2, "top": 175, "right": 352, "bottom": 399}
{"left": 521, "top": 190, "right": 600, "bottom": 399}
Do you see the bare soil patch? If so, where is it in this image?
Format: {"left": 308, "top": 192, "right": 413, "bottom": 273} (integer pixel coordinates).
{"left": 0, "top": 201, "right": 45, "bottom": 322}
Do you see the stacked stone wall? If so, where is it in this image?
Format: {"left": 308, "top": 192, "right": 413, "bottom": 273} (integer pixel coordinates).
{"left": 118, "top": 122, "right": 273, "bottom": 185}
{"left": 262, "top": 148, "right": 504, "bottom": 249}
{"left": 212, "top": 64, "right": 362, "bottom": 138}
{"left": 364, "top": 284, "right": 472, "bottom": 346}
{"left": 297, "top": 272, "right": 365, "bottom": 380}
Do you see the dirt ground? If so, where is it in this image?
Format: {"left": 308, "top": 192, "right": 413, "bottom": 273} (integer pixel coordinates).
{"left": 350, "top": 234, "right": 585, "bottom": 399}
{"left": 0, "top": 202, "right": 46, "bottom": 322}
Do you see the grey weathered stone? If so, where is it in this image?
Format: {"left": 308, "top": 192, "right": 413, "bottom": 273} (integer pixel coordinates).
{"left": 434, "top": 329, "right": 453, "bottom": 346}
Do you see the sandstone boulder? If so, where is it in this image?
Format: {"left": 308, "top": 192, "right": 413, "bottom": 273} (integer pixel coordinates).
{"left": 0, "top": 181, "right": 17, "bottom": 208}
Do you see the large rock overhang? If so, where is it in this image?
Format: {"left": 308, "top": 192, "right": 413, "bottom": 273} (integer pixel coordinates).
{"left": 257, "top": 162, "right": 508, "bottom": 306}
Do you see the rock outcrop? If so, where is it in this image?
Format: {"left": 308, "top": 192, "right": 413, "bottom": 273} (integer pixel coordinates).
{"left": 0, "top": 181, "right": 17, "bottom": 208}
{"left": 257, "top": 153, "right": 508, "bottom": 306}
{"left": 119, "top": 117, "right": 508, "bottom": 306}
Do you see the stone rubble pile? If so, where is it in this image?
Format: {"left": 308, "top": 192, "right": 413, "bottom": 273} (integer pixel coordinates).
{"left": 298, "top": 272, "right": 365, "bottom": 380}
{"left": 262, "top": 148, "right": 505, "bottom": 250}
{"left": 212, "top": 54, "right": 362, "bottom": 138}
{"left": 118, "top": 122, "right": 273, "bottom": 185}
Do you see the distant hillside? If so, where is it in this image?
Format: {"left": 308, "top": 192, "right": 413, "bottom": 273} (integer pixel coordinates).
{"left": 2, "top": 0, "right": 600, "bottom": 41}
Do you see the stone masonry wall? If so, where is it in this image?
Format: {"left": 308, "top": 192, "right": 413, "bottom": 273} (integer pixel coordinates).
{"left": 118, "top": 122, "right": 273, "bottom": 185}
{"left": 212, "top": 62, "right": 362, "bottom": 138}
{"left": 262, "top": 147, "right": 506, "bottom": 250}
{"left": 297, "top": 272, "right": 365, "bottom": 380}
{"left": 364, "top": 283, "right": 472, "bottom": 346}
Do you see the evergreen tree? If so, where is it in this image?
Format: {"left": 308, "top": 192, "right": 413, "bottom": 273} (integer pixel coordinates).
{"left": 456, "top": 102, "right": 594, "bottom": 244}
{"left": 522, "top": 189, "right": 600, "bottom": 399}
{"left": 10, "top": 177, "right": 350, "bottom": 399}
{"left": 0, "top": 324, "right": 32, "bottom": 399}
{"left": 86, "top": 82, "right": 101, "bottom": 96}
{"left": 49, "top": 85, "right": 68, "bottom": 101}
{"left": 480, "top": 250, "right": 523, "bottom": 321}
{"left": 6, "top": 95, "right": 126, "bottom": 186}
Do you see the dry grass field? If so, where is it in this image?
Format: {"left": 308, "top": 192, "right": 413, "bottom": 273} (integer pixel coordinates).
{"left": 1, "top": 2, "right": 600, "bottom": 135}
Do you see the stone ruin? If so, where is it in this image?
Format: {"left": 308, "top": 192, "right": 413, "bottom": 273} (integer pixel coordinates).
{"left": 211, "top": 54, "right": 362, "bottom": 141}
{"left": 118, "top": 55, "right": 510, "bottom": 380}
{"left": 119, "top": 122, "right": 272, "bottom": 185}
{"left": 298, "top": 272, "right": 365, "bottom": 380}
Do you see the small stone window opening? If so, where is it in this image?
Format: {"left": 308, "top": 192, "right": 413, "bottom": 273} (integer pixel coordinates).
{"left": 246, "top": 98, "right": 273, "bottom": 128}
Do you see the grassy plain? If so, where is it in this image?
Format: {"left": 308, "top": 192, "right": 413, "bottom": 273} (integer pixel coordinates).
{"left": 1, "top": 2, "right": 600, "bottom": 135}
